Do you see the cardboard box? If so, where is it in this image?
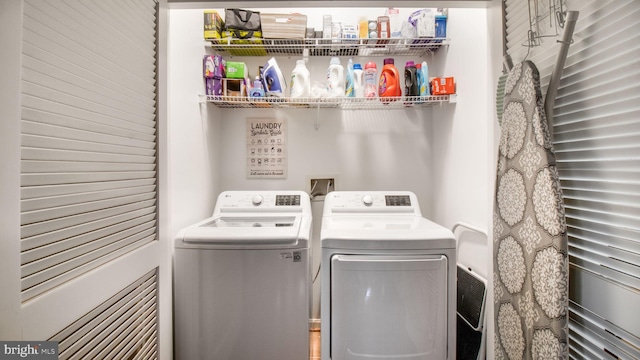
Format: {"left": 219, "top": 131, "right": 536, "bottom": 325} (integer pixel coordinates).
{"left": 261, "top": 13, "right": 307, "bottom": 39}
{"left": 431, "top": 77, "right": 455, "bottom": 95}
{"left": 342, "top": 24, "right": 358, "bottom": 39}
{"left": 225, "top": 61, "right": 248, "bottom": 79}
{"left": 223, "top": 78, "right": 246, "bottom": 97}
{"left": 323, "top": 15, "right": 332, "bottom": 39}
{"left": 377, "top": 16, "right": 390, "bottom": 39}
{"left": 204, "top": 10, "right": 224, "bottom": 40}
{"left": 203, "top": 55, "right": 225, "bottom": 78}
{"left": 205, "top": 78, "right": 223, "bottom": 96}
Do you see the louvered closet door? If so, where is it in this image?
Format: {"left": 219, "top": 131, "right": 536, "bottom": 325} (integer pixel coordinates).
{"left": 19, "top": 0, "right": 161, "bottom": 355}
{"left": 504, "top": 1, "right": 640, "bottom": 359}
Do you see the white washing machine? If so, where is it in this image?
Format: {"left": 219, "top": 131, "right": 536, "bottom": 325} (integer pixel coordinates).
{"left": 321, "top": 191, "right": 456, "bottom": 360}
{"left": 174, "top": 191, "right": 311, "bottom": 360}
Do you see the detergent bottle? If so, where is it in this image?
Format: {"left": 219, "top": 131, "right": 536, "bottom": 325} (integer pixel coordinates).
{"left": 419, "top": 61, "right": 431, "bottom": 96}
{"left": 290, "top": 59, "right": 311, "bottom": 98}
{"left": 327, "top": 57, "right": 345, "bottom": 97}
{"left": 353, "top": 63, "right": 364, "bottom": 98}
{"left": 249, "top": 76, "right": 265, "bottom": 98}
{"left": 379, "top": 58, "right": 401, "bottom": 99}
{"left": 363, "top": 61, "right": 378, "bottom": 98}
{"left": 404, "top": 61, "right": 419, "bottom": 97}
{"left": 345, "top": 58, "right": 355, "bottom": 97}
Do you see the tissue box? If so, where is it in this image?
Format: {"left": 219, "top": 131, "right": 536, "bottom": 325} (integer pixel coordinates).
{"left": 225, "top": 61, "right": 248, "bottom": 79}
{"left": 260, "top": 13, "right": 307, "bottom": 39}
{"left": 204, "top": 10, "right": 224, "bottom": 40}
{"left": 205, "top": 78, "right": 223, "bottom": 96}
{"left": 431, "top": 77, "right": 455, "bottom": 95}
{"left": 203, "top": 55, "right": 225, "bottom": 78}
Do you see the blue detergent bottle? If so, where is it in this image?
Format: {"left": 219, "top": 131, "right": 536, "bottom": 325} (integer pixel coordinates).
{"left": 419, "top": 61, "right": 430, "bottom": 96}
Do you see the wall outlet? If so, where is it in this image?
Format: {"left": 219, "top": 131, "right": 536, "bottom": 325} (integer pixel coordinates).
{"left": 309, "top": 177, "right": 336, "bottom": 199}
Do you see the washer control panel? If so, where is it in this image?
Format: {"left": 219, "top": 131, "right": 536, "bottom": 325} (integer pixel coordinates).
{"left": 385, "top": 195, "right": 411, "bottom": 207}
{"left": 275, "top": 195, "right": 301, "bottom": 206}
{"left": 217, "top": 192, "right": 303, "bottom": 209}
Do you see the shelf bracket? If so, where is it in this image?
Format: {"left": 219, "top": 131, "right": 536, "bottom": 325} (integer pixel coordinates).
{"left": 314, "top": 104, "right": 320, "bottom": 130}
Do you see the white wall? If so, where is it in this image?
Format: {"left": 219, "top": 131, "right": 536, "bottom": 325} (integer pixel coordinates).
{"left": 167, "top": 4, "right": 495, "bottom": 333}
{"left": 168, "top": 9, "right": 224, "bottom": 237}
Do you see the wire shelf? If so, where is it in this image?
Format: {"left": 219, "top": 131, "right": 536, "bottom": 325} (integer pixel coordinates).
{"left": 207, "top": 38, "right": 449, "bottom": 57}
{"left": 199, "top": 95, "right": 453, "bottom": 110}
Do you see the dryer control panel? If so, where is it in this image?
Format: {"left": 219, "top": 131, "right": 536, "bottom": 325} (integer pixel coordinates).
{"left": 323, "top": 191, "right": 421, "bottom": 216}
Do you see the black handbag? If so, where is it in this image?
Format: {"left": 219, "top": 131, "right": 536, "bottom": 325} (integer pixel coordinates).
{"left": 225, "top": 8, "right": 261, "bottom": 31}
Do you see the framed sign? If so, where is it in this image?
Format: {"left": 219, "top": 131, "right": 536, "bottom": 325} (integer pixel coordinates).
{"left": 246, "top": 118, "right": 287, "bottom": 178}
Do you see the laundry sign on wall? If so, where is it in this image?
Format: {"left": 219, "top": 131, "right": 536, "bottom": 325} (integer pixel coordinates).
{"left": 247, "top": 118, "right": 287, "bottom": 178}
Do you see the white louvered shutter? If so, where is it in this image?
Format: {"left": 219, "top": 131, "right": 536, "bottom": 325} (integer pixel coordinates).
{"left": 20, "top": 0, "right": 158, "bottom": 302}
{"left": 50, "top": 269, "right": 159, "bottom": 360}
{"left": 504, "top": 1, "right": 640, "bottom": 359}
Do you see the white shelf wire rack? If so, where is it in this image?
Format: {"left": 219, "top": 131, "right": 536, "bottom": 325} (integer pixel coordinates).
{"left": 206, "top": 37, "right": 449, "bottom": 57}
{"left": 199, "top": 95, "right": 454, "bottom": 110}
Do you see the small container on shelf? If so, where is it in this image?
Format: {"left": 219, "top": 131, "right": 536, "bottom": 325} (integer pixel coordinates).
{"left": 223, "top": 78, "right": 247, "bottom": 97}
{"left": 431, "top": 77, "right": 455, "bottom": 95}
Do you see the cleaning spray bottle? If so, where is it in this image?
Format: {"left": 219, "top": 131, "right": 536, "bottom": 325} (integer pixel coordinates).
{"left": 290, "top": 59, "right": 311, "bottom": 98}
{"left": 345, "top": 58, "right": 355, "bottom": 97}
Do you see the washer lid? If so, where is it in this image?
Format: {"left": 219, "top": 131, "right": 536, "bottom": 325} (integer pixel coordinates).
{"left": 321, "top": 215, "right": 455, "bottom": 250}
{"left": 177, "top": 215, "right": 305, "bottom": 247}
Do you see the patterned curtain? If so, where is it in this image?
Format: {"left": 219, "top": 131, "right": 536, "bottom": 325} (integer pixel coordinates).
{"left": 493, "top": 61, "right": 569, "bottom": 359}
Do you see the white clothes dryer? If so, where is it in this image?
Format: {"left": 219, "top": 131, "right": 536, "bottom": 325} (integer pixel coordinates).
{"left": 321, "top": 191, "right": 456, "bottom": 360}
{"left": 174, "top": 191, "right": 311, "bottom": 360}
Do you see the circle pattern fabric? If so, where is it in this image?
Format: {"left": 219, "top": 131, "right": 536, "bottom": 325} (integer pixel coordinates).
{"left": 500, "top": 102, "right": 528, "bottom": 159}
{"left": 498, "top": 303, "right": 525, "bottom": 360}
{"left": 493, "top": 61, "right": 568, "bottom": 359}
{"left": 497, "top": 236, "right": 527, "bottom": 294}
{"left": 497, "top": 169, "right": 526, "bottom": 226}
{"left": 532, "top": 329, "right": 566, "bottom": 359}
{"left": 533, "top": 167, "right": 566, "bottom": 236}
{"left": 532, "top": 247, "right": 568, "bottom": 318}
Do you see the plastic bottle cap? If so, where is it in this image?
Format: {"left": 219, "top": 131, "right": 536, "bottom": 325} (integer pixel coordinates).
{"left": 383, "top": 58, "right": 394, "bottom": 65}
{"left": 365, "top": 62, "right": 377, "bottom": 69}
{"left": 416, "top": 63, "right": 422, "bottom": 69}
{"left": 330, "top": 57, "right": 340, "bottom": 65}
{"left": 297, "top": 60, "right": 305, "bottom": 65}
{"left": 405, "top": 61, "right": 415, "bottom": 67}
{"left": 353, "top": 63, "right": 362, "bottom": 70}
